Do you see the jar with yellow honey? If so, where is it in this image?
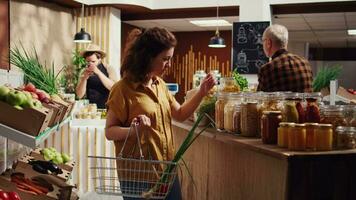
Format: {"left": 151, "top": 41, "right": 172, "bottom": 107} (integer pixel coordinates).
{"left": 305, "top": 123, "right": 318, "bottom": 151}
{"left": 278, "top": 122, "right": 294, "bottom": 148}
{"left": 288, "top": 123, "right": 306, "bottom": 151}
{"left": 315, "top": 124, "right": 333, "bottom": 151}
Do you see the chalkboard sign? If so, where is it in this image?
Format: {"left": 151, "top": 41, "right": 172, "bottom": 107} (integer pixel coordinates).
{"left": 232, "top": 22, "right": 270, "bottom": 74}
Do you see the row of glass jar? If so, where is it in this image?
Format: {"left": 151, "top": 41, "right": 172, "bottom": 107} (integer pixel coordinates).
{"left": 277, "top": 123, "right": 356, "bottom": 151}
{"left": 215, "top": 92, "right": 356, "bottom": 138}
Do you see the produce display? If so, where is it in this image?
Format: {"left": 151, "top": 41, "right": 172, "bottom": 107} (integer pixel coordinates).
{"left": 40, "top": 148, "right": 71, "bottom": 165}
{"left": 0, "top": 85, "right": 42, "bottom": 110}
{"left": 0, "top": 190, "right": 21, "bottom": 200}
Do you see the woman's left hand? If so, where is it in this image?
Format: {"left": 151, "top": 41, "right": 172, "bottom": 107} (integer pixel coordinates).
{"left": 199, "top": 73, "right": 216, "bottom": 97}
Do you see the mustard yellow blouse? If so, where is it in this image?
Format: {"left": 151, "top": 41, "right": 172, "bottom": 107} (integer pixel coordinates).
{"left": 106, "top": 76, "right": 178, "bottom": 161}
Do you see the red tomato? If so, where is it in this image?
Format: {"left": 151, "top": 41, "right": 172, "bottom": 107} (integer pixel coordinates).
{"left": 0, "top": 191, "right": 10, "bottom": 200}
{"left": 7, "top": 192, "right": 21, "bottom": 200}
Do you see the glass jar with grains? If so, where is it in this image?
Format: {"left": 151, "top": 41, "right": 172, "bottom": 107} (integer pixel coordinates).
{"left": 224, "top": 93, "right": 243, "bottom": 133}
{"left": 350, "top": 107, "right": 356, "bottom": 127}
{"left": 336, "top": 126, "right": 356, "bottom": 149}
{"left": 240, "top": 92, "right": 259, "bottom": 137}
{"left": 320, "top": 105, "right": 347, "bottom": 147}
{"left": 215, "top": 92, "right": 229, "bottom": 131}
{"left": 219, "top": 77, "right": 240, "bottom": 93}
{"left": 343, "top": 105, "right": 356, "bottom": 126}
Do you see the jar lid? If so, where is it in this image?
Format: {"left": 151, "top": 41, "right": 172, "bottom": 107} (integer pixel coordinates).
{"left": 317, "top": 123, "right": 333, "bottom": 128}
{"left": 279, "top": 122, "right": 295, "bottom": 127}
{"left": 304, "top": 122, "right": 319, "bottom": 127}
{"left": 336, "top": 126, "right": 356, "bottom": 133}
{"left": 262, "top": 110, "right": 282, "bottom": 114}
{"left": 294, "top": 123, "right": 306, "bottom": 127}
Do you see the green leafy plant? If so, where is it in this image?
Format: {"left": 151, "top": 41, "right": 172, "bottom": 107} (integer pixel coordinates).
{"left": 59, "top": 50, "right": 86, "bottom": 94}
{"left": 313, "top": 65, "right": 342, "bottom": 92}
{"left": 9, "top": 44, "right": 62, "bottom": 95}
{"left": 232, "top": 68, "right": 248, "bottom": 91}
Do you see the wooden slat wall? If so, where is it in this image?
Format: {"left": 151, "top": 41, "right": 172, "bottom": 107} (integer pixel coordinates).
{"left": 74, "top": 6, "right": 111, "bottom": 63}
{"left": 165, "top": 45, "right": 231, "bottom": 103}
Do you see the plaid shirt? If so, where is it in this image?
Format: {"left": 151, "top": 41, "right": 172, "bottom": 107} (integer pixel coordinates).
{"left": 257, "top": 49, "right": 313, "bottom": 92}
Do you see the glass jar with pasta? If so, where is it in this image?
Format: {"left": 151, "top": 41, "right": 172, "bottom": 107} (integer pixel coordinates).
{"left": 240, "top": 92, "right": 259, "bottom": 137}
{"left": 224, "top": 93, "right": 243, "bottom": 133}
{"left": 215, "top": 92, "right": 229, "bottom": 131}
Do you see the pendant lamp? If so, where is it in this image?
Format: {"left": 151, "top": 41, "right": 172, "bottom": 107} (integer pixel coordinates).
{"left": 209, "top": 5, "right": 226, "bottom": 48}
{"left": 74, "top": 4, "right": 91, "bottom": 43}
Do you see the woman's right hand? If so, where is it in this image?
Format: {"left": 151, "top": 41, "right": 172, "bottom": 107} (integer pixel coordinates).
{"left": 82, "top": 68, "right": 93, "bottom": 80}
{"left": 132, "top": 115, "right": 151, "bottom": 132}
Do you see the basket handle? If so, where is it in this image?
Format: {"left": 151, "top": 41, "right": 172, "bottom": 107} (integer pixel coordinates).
{"left": 118, "top": 122, "right": 144, "bottom": 159}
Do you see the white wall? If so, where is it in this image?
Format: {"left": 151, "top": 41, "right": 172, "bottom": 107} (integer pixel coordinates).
{"left": 10, "top": 0, "right": 75, "bottom": 75}
{"left": 108, "top": 7, "right": 121, "bottom": 79}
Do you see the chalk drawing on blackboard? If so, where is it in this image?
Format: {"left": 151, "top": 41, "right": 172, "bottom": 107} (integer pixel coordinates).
{"left": 237, "top": 51, "right": 249, "bottom": 73}
{"left": 237, "top": 27, "right": 247, "bottom": 44}
{"left": 232, "top": 21, "right": 270, "bottom": 74}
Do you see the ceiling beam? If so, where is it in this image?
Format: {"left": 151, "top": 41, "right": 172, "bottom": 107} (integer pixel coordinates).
{"left": 272, "top": 1, "right": 356, "bottom": 15}
{"left": 121, "top": 6, "right": 239, "bottom": 21}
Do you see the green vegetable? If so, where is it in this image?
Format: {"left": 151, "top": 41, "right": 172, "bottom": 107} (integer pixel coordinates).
{"left": 313, "top": 65, "right": 342, "bottom": 92}
{"left": 232, "top": 69, "right": 248, "bottom": 91}
{"left": 197, "top": 96, "right": 217, "bottom": 117}
{"left": 9, "top": 44, "right": 62, "bottom": 95}
{"left": 144, "top": 113, "right": 214, "bottom": 198}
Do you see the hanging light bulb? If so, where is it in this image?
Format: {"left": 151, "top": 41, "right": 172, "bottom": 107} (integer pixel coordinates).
{"left": 74, "top": 4, "right": 91, "bottom": 43}
{"left": 209, "top": 5, "right": 226, "bottom": 48}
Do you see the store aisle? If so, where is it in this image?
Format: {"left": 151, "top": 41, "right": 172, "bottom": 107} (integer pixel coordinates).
{"left": 79, "top": 192, "right": 123, "bottom": 200}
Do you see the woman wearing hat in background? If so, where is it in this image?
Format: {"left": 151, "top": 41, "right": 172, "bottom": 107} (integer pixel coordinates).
{"left": 76, "top": 44, "right": 119, "bottom": 108}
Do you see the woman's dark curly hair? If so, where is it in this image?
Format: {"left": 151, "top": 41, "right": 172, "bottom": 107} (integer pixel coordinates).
{"left": 121, "top": 27, "right": 177, "bottom": 83}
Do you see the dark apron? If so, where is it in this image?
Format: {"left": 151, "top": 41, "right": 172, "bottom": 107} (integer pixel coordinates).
{"left": 86, "top": 63, "right": 110, "bottom": 109}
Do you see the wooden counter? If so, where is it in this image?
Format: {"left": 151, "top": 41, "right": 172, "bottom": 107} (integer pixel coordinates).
{"left": 173, "top": 121, "right": 356, "bottom": 200}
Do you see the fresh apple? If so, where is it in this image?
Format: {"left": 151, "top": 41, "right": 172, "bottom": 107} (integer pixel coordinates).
{"left": 32, "top": 99, "right": 43, "bottom": 108}
{"left": 0, "top": 85, "right": 10, "bottom": 101}
{"left": 22, "top": 99, "right": 35, "bottom": 108}
{"left": 30, "top": 92, "right": 39, "bottom": 99}
{"left": 7, "top": 192, "right": 21, "bottom": 200}
{"left": 6, "top": 91, "right": 26, "bottom": 106}
{"left": 36, "top": 89, "right": 50, "bottom": 98}
{"left": 24, "top": 83, "right": 36, "bottom": 93}
{"left": 0, "top": 191, "right": 10, "bottom": 200}
{"left": 13, "top": 105, "right": 23, "bottom": 110}
{"left": 37, "top": 92, "right": 47, "bottom": 102}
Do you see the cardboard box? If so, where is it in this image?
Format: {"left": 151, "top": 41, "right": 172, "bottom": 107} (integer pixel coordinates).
{"left": 43, "top": 102, "right": 63, "bottom": 127}
{"left": 0, "top": 101, "right": 52, "bottom": 136}
{"left": 51, "top": 100, "right": 73, "bottom": 123}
